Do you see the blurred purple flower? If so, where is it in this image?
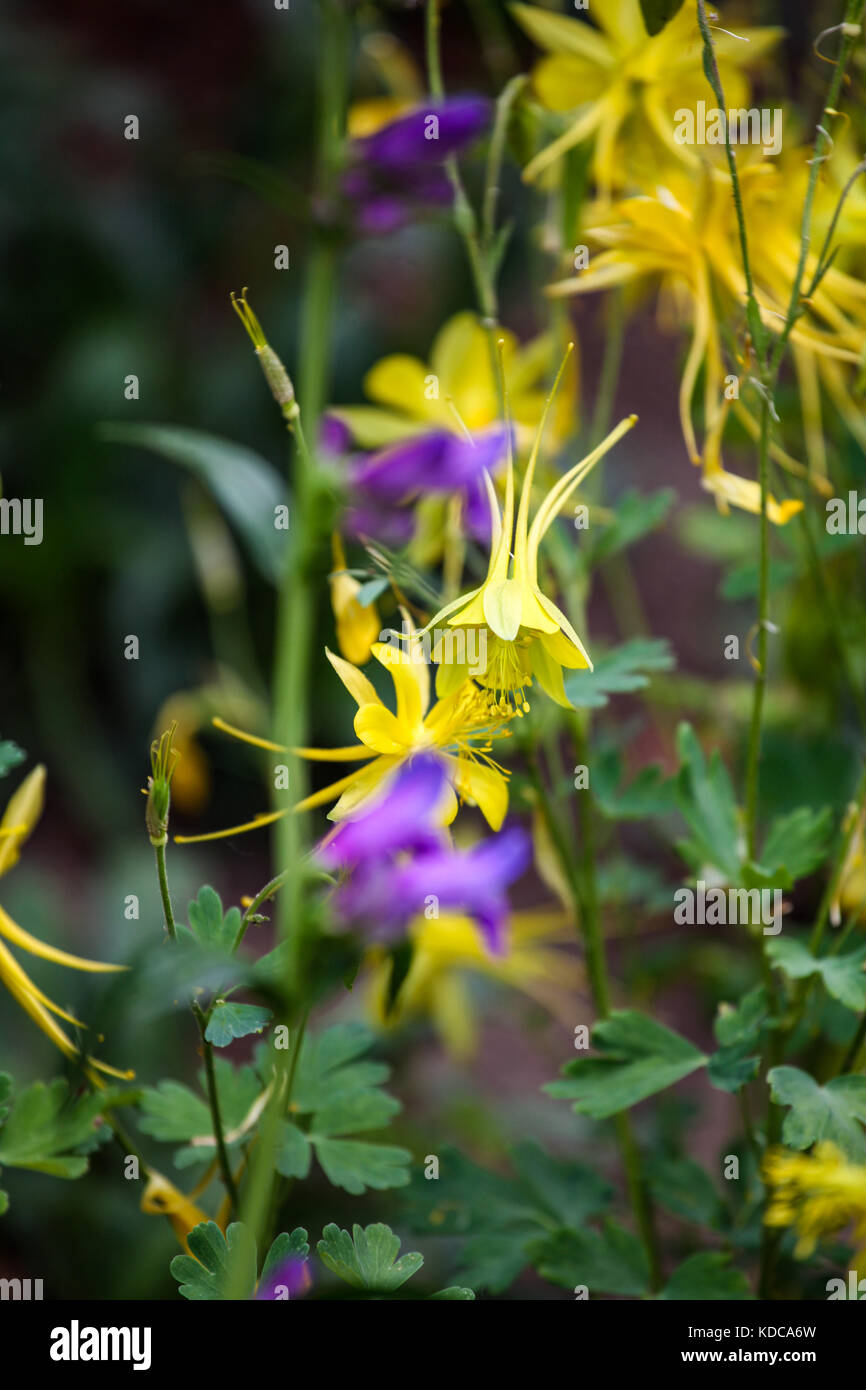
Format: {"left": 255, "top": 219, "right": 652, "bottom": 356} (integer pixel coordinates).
{"left": 255, "top": 1257, "right": 310, "bottom": 1301}
{"left": 341, "top": 424, "right": 508, "bottom": 546}
{"left": 319, "top": 753, "right": 446, "bottom": 868}
{"left": 356, "top": 97, "right": 491, "bottom": 166}
{"left": 352, "top": 426, "right": 508, "bottom": 503}
{"left": 344, "top": 96, "right": 491, "bottom": 235}
{"left": 317, "top": 755, "right": 529, "bottom": 955}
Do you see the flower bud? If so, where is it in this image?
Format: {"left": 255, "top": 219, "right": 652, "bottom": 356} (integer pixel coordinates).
{"left": 231, "top": 289, "right": 299, "bottom": 424}
{"left": 146, "top": 724, "right": 179, "bottom": 846}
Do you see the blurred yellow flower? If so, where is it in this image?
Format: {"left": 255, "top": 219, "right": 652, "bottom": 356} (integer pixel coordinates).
{"left": 330, "top": 310, "right": 577, "bottom": 456}
{"left": 141, "top": 1168, "right": 214, "bottom": 1254}
{"left": 365, "top": 906, "right": 580, "bottom": 1058}
{"left": 548, "top": 160, "right": 862, "bottom": 512}
{"left": 764, "top": 1142, "right": 866, "bottom": 1269}
{"left": 0, "top": 766, "right": 131, "bottom": 1082}
{"left": 329, "top": 532, "right": 380, "bottom": 667}
{"left": 511, "top": 0, "right": 780, "bottom": 193}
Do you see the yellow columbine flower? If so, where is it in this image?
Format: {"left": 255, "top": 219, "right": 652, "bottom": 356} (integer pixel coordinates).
{"left": 141, "top": 1168, "right": 215, "bottom": 1254}
{"left": 364, "top": 906, "right": 580, "bottom": 1058}
{"left": 549, "top": 163, "right": 846, "bottom": 509}
{"left": 511, "top": 0, "right": 780, "bottom": 192}
{"left": 328, "top": 532, "right": 380, "bottom": 667}
{"left": 329, "top": 310, "right": 576, "bottom": 456}
{"left": 764, "top": 1142, "right": 866, "bottom": 1269}
{"left": 176, "top": 628, "right": 514, "bottom": 838}
{"left": 423, "top": 350, "right": 637, "bottom": 710}
{"left": 0, "top": 766, "right": 131, "bottom": 1082}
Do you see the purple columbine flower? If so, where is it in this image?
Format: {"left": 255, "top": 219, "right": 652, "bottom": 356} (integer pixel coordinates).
{"left": 317, "top": 755, "right": 529, "bottom": 955}
{"left": 255, "top": 1257, "right": 310, "bottom": 1301}
{"left": 385, "top": 827, "right": 531, "bottom": 955}
{"left": 344, "top": 96, "right": 491, "bottom": 235}
{"left": 319, "top": 754, "right": 448, "bottom": 869}
{"left": 356, "top": 97, "right": 492, "bottom": 167}
{"left": 345, "top": 424, "right": 509, "bottom": 546}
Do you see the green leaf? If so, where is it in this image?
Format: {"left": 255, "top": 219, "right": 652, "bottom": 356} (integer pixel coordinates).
{"left": 639, "top": 0, "right": 686, "bottom": 36}
{"left": 187, "top": 886, "right": 240, "bottom": 955}
{"left": 0, "top": 1078, "right": 123, "bottom": 1180}
{"left": 658, "top": 1252, "right": 753, "bottom": 1300}
{"left": 286, "top": 1023, "right": 411, "bottom": 1195}
{"left": 355, "top": 576, "right": 390, "bottom": 607}
{"left": 714, "top": 986, "right": 771, "bottom": 1050}
{"left": 673, "top": 722, "right": 742, "bottom": 882}
{"left": 593, "top": 747, "right": 677, "bottom": 820}
{"left": 647, "top": 1156, "right": 722, "bottom": 1227}
{"left": 314, "top": 1138, "right": 411, "bottom": 1195}
{"left": 768, "top": 1066, "right": 866, "bottom": 1159}
{"left": 530, "top": 1221, "right": 650, "bottom": 1296}
{"left": 261, "top": 1228, "right": 309, "bottom": 1282}
{"left": 707, "top": 1043, "right": 761, "bottom": 1093}
{"left": 546, "top": 1011, "right": 707, "bottom": 1118}
{"left": 767, "top": 938, "right": 866, "bottom": 1012}
{"left": 458, "top": 1233, "right": 535, "bottom": 1292}
{"left": 205, "top": 1001, "right": 272, "bottom": 1047}
{"left": 429, "top": 1285, "right": 475, "bottom": 1300}
{"left": 589, "top": 487, "right": 675, "bottom": 562}
{"left": 566, "top": 639, "right": 675, "bottom": 709}
{"left": 0, "top": 1074, "right": 12, "bottom": 1124}
{"left": 708, "top": 988, "right": 770, "bottom": 1093}
{"left": 139, "top": 1060, "right": 261, "bottom": 1168}
{"left": 274, "top": 1122, "right": 312, "bottom": 1180}
{"left": 720, "top": 557, "right": 798, "bottom": 601}
{"left": 0, "top": 739, "right": 25, "bottom": 779}
{"left": 317, "top": 1223, "right": 424, "bottom": 1293}
{"left": 170, "top": 1221, "right": 257, "bottom": 1301}
{"left": 99, "top": 422, "right": 288, "bottom": 583}
{"left": 756, "top": 807, "right": 833, "bottom": 889}
{"left": 402, "top": 1141, "right": 612, "bottom": 1293}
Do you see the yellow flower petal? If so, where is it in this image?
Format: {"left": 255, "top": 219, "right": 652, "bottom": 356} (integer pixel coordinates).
{"left": 482, "top": 578, "right": 523, "bottom": 642}
{"left": 363, "top": 353, "right": 437, "bottom": 425}
{"left": 354, "top": 704, "right": 414, "bottom": 755}
{"left": 444, "top": 753, "right": 509, "bottom": 831}
{"left": 529, "top": 639, "right": 572, "bottom": 708}
{"left": 142, "top": 1169, "right": 213, "bottom": 1253}
{"left": 0, "top": 765, "right": 45, "bottom": 879}
{"left": 325, "top": 646, "right": 381, "bottom": 708}
{"left": 0, "top": 904, "right": 126, "bottom": 974}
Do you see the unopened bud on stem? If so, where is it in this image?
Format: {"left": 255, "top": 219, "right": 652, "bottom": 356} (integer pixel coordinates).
{"left": 231, "top": 288, "right": 300, "bottom": 424}
{"left": 146, "top": 723, "right": 179, "bottom": 846}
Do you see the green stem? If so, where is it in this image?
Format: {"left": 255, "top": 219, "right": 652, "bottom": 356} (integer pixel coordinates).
{"left": 233, "top": 867, "right": 293, "bottom": 953}
{"left": 769, "top": 2, "right": 866, "bottom": 376}
{"left": 192, "top": 1000, "right": 239, "bottom": 1215}
{"left": 425, "top": 0, "right": 498, "bottom": 339}
{"left": 743, "top": 399, "right": 772, "bottom": 858}
{"left": 231, "top": 0, "right": 350, "bottom": 1294}
{"left": 154, "top": 841, "right": 177, "bottom": 942}
{"left": 526, "top": 728, "right": 661, "bottom": 1291}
